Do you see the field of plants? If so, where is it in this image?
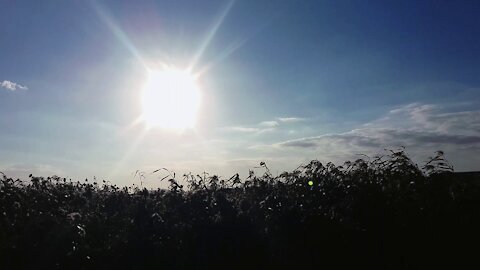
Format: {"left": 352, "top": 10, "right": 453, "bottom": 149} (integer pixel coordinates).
{"left": 1, "top": 150, "right": 479, "bottom": 269}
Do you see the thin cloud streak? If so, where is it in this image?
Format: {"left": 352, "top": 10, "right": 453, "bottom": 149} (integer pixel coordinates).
{"left": 227, "top": 126, "right": 260, "bottom": 133}
{"left": 259, "top": 121, "right": 279, "bottom": 127}
{"left": 1, "top": 80, "right": 28, "bottom": 91}
{"left": 253, "top": 103, "right": 480, "bottom": 171}
{"left": 277, "top": 117, "right": 306, "bottom": 123}
{"left": 276, "top": 129, "right": 480, "bottom": 150}
{"left": 222, "top": 116, "right": 307, "bottom": 135}
{"left": 275, "top": 103, "right": 480, "bottom": 150}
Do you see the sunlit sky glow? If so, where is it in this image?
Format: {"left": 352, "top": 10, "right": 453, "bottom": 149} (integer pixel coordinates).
{"left": 1, "top": 0, "right": 479, "bottom": 187}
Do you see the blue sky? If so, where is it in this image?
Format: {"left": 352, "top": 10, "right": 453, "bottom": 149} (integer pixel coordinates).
{"left": 1, "top": 0, "right": 480, "bottom": 186}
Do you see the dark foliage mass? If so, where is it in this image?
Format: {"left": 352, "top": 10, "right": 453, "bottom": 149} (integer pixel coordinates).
{"left": 1, "top": 150, "right": 479, "bottom": 269}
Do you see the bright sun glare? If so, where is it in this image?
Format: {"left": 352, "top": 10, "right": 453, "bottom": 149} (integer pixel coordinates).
{"left": 141, "top": 69, "right": 201, "bottom": 129}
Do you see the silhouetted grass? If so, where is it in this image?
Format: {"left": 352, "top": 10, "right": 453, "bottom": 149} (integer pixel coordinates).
{"left": 1, "top": 149, "right": 478, "bottom": 269}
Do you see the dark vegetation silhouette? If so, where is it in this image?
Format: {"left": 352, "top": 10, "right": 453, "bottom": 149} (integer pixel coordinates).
{"left": 1, "top": 149, "right": 479, "bottom": 269}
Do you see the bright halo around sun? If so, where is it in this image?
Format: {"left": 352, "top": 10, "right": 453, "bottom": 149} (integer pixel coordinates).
{"left": 141, "top": 68, "right": 201, "bottom": 129}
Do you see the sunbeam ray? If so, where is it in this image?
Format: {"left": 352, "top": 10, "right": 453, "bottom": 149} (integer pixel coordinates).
{"left": 194, "top": 6, "right": 285, "bottom": 77}
{"left": 195, "top": 37, "right": 248, "bottom": 78}
{"left": 188, "top": 0, "right": 235, "bottom": 73}
{"left": 107, "top": 128, "right": 148, "bottom": 182}
{"left": 90, "top": 1, "right": 148, "bottom": 69}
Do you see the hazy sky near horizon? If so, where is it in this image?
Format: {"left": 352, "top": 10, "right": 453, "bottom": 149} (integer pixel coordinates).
{"left": 1, "top": 0, "right": 480, "bottom": 187}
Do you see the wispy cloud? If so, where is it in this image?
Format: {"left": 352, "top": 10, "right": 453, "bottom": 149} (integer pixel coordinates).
{"left": 1, "top": 80, "right": 28, "bottom": 91}
{"left": 223, "top": 125, "right": 277, "bottom": 135}
{"left": 226, "top": 126, "right": 261, "bottom": 133}
{"left": 276, "top": 128, "right": 480, "bottom": 150}
{"left": 265, "top": 103, "right": 480, "bottom": 171}
{"left": 279, "top": 103, "right": 480, "bottom": 147}
{"left": 277, "top": 117, "right": 306, "bottom": 123}
{"left": 259, "top": 120, "right": 279, "bottom": 127}
{"left": 1, "top": 163, "right": 64, "bottom": 179}
{"left": 225, "top": 116, "right": 307, "bottom": 135}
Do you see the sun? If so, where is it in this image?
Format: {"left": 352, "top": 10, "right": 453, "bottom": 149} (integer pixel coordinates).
{"left": 141, "top": 68, "right": 201, "bottom": 129}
